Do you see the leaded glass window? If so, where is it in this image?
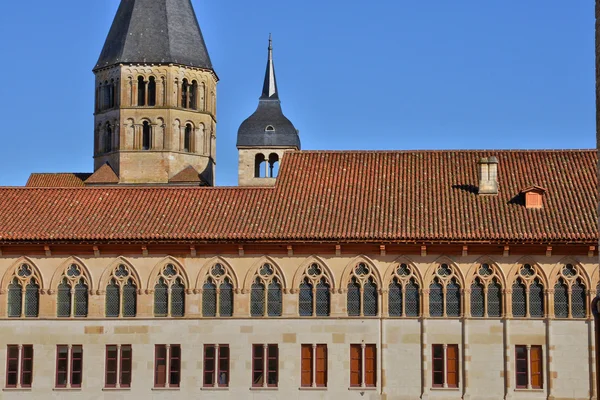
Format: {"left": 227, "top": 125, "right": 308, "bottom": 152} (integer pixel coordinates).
{"left": 298, "top": 263, "right": 332, "bottom": 317}
{"left": 346, "top": 262, "right": 379, "bottom": 317}
{"left": 202, "top": 263, "right": 236, "bottom": 318}
{"left": 429, "top": 263, "right": 462, "bottom": 317}
{"left": 153, "top": 263, "right": 186, "bottom": 317}
{"left": 470, "top": 263, "right": 503, "bottom": 318}
{"left": 56, "top": 264, "right": 90, "bottom": 318}
{"left": 7, "top": 264, "right": 40, "bottom": 318}
{"left": 512, "top": 264, "right": 545, "bottom": 318}
{"left": 250, "top": 263, "right": 283, "bottom": 317}
{"left": 387, "top": 263, "right": 421, "bottom": 317}
{"left": 105, "top": 264, "right": 138, "bottom": 318}
{"left": 470, "top": 279, "right": 485, "bottom": 318}
{"left": 512, "top": 279, "right": 526, "bottom": 318}
{"left": 553, "top": 279, "right": 568, "bottom": 318}
{"left": 529, "top": 279, "right": 544, "bottom": 318}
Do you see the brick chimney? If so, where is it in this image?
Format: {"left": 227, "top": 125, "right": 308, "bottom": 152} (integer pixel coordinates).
{"left": 478, "top": 156, "right": 498, "bottom": 195}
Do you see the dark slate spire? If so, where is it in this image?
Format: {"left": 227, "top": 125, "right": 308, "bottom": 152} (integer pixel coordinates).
{"left": 95, "top": 0, "right": 213, "bottom": 70}
{"left": 237, "top": 37, "right": 301, "bottom": 149}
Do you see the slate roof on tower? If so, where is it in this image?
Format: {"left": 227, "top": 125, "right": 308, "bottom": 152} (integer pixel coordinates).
{"left": 237, "top": 37, "right": 301, "bottom": 149}
{"left": 95, "top": 0, "right": 213, "bottom": 70}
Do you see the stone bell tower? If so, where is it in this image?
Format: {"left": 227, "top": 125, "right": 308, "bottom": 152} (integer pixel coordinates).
{"left": 92, "top": 0, "right": 217, "bottom": 185}
{"left": 237, "top": 36, "right": 301, "bottom": 187}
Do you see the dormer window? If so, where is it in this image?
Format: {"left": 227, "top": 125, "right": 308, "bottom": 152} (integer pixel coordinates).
{"left": 265, "top": 125, "right": 275, "bottom": 132}
{"left": 521, "top": 186, "right": 546, "bottom": 209}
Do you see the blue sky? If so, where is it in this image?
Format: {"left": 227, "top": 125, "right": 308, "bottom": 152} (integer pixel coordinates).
{"left": 0, "top": 0, "right": 594, "bottom": 186}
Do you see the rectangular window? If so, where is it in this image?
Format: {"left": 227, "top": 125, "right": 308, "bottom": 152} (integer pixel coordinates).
{"left": 515, "top": 345, "right": 543, "bottom": 389}
{"left": 154, "top": 345, "right": 180, "bottom": 388}
{"left": 55, "top": 345, "right": 82, "bottom": 388}
{"left": 432, "top": 344, "right": 459, "bottom": 388}
{"left": 6, "top": 345, "right": 34, "bottom": 389}
{"left": 203, "top": 344, "right": 229, "bottom": 387}
{"left": 350, "top": 344, "right": 376, "bottom": 388}
{"left": 105, "top": 345, "right": 132, "bottom": 388}
{"left": 252, "top": 344, "right": 278, "bottom": 388}
{"left": 301, "top": 344, "right": 328, "bottom": 388}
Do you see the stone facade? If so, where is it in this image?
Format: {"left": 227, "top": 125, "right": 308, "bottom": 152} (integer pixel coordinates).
{"left": 0, "top": 252, "right": 596, "bottom": 399}
{"left": 93, "top": 64, "right": 218, "bottom": 184}
{"left": 238, "top": 148, "right": 290, "bottom": 187}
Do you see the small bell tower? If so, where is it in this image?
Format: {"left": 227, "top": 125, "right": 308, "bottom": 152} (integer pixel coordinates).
{"left": 236, "top": 36, "right": 300, "bottom": 187}
{"left": 93, "top": 0, "right": 218, "bottom": 185}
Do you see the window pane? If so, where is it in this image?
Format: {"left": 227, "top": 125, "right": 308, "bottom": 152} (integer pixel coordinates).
{"left": 529, "top": 280, "right": 544, "bottom": 318}
{"left": 571, "top": 280, "right": 586, "bottom": 318}
{"left": 6, "top": 345, "right": 19, "bottom": 387}
{"left": 267, "top": 281, "right": 282, "bottom": 317}
{"left": 219, "top": 280, "right": 234, "bottom": 318}
{"left": 429, "top": 282, "right": 443, "bottom": 317}
{"left": 202, "top": 281, "right": 217, "bottom": 317}
{"left": 71, "top": 346, "right": 83, "bottom": 387}
{"left": 122, "top": 280, "right": 137, "bottom": 318}
{"left": 74, "top": 281, "right": 88, "bottom": 317}
{"left": 315, "top": 280, "right": 330, "bottom": 317}
{"left": 21, "top": 345, "right": 33, "bottom": 387}
{"left": 553, "top": 280, "right": 568, "bottom": 318}
{"left": 515, "top": 345, "right": 528, "bottom": 388}
{"left": 57, "top": 280, "right": 72, "bottom": 317}
{"left": 446, "top": 280, "right": 461, "bottom": 317}
{"left": 267, "top": 345, "right": 278, "bottom": 386}
{"left": 512, "top": 280, "right": 526, "bottom": 317}
{"left": 388, "top": 280, "right": 403, "bottom": 317}
{"left": 218, "top": 346, "right": 229, "bottom": 387}
{"left": 432, "top": 345, "right": 444, "bottom": 387}
{"left": 169, "top": 345, "right": 181, "bottom": 386}
{"left": 405, "top": 280, "right": 420, "bottom": 317}
{"left": 363, "top": 280, "right": 378, "bottom": 316}
{"left": 24, "top": 281, "right": 39, "bottom": 318}
{"left": 487, "top": 279, "right": 502, "bottom": 318}
{"left": 7, "top": 280, "right": 22, "bottom": 318}
{"left": 204, "top": 345, "right": 215, "bottom": 386}
{"left": 347, "top": 279, "right": 361, "bottom": 317}
{"left": 105, "top": 281, "right": 120, "bottom": 318}
{"left": 252, "top": 344, "right": 264, "bottom": 387}
{"left": 171, "top": 281, "right": 185, "bottom": 317}
{"left": 299, "top": 281, "right": 313, "bottom": 317}
{"left": 251, "top": 281, "right": 265, "bottom": 317}
{"left": 56, "top": 346, "right": 69, "bottom": 387}
{"left": 470, "top": 280, "right": 484, "bottom": 317}
{"left": 120, "top": 345, "right": 132, "bottom": 387}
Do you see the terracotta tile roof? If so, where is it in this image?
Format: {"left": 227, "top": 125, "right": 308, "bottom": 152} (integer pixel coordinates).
{"left": 4, "top": 150, "right": 597, "bottom": 244}
{"left": 26, "top": 173, "right": 91, "bottom": 187}
{"left": 84, "top": 163, "right": 119, "bottom": 185}
{"left": 169, "top": 166, "right": 210, "bottom": 186}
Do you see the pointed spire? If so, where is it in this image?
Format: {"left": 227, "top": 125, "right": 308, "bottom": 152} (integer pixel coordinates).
{"left": 261, "top": 34, "right": 279, "bottom": 100}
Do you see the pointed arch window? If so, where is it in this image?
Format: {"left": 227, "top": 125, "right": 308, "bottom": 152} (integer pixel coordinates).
{"left": 511, "top": 264, "right": 545, "bottom": 318}
{"left": 553, "top": 264, "right": 587, "bottom": 319}
{"left": 388, "top": 263, "right": 420, "bottom": 317}
{"left": 7, "top": 264, "right": 40, "bottom": 318}
{"left": 57, "top": 264, "right": 89, "bottom": 318}
{"left": 105, "top": 264, "right": 138, "bottom": 318}
{"left": 250, "top": 263, "right": 283, "bottom": 317}
{"left": 137, "top": 76, "right": 146, "bottom": 106}
{"left": 429, "top": 264, "right": 462, "bottom": 318}
{"left": 202, "top": 263, "right": 234, "bottom": 318}
{"left": 184, "top": 124, "right": 192, "bottom": 153}
{"left": 153, "top": 264, "right": 186, "bottom": 318}
{"left": 148, "top": 77, "right": 156, "bottom": 106}
{"left": 298, "top": 263, "right": 331, "bottom": 317}
{"left": 346, "top": 263, "right": 379, "bottom": 317}
{"left": 470, "top": 263, "right": 503, "bottom": 318}
{"left": 142, "top": 121, "right": 152, "bottom": 150}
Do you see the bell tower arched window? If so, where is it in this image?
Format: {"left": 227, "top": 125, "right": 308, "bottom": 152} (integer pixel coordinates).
{"left": 153, "top": 264, "right": 186, "bottom": 318}
{"left": 347, "top": 263, "right": 379, "bottom": 317}
{"left": 137, "top": 76, "right": 146, "bottom": 106}
{"left": 429, "top": 263, "right": 462, "bottom": 318}
{"left": 250, "top": 263, "right": 283, "bottom": 317}
{"left": 202, "top": 263, "right": 234, "bottom": 318}
{"left": 7, "top": 264, "right": 40, "bottom": 318}
{"left": 298, "top": 263, "right": 331, "bottom": 317}
{"left": 268, "top": 153, "right": 279, "bottom": 178}
{"left": 148, "top": 77, "right": 156, "bottom": 106}
{"left": 181, "top": 79, "right": 189, "bottom": 108}
{"left": 388, "top": 263, "right": 420, "bottom": 317}
{"left": 57, "top": 264, "right": 89, "bottom": 318}
{"left": 105, "top": 264, "right": 138, "bottom": 318}
{"left": 511, "top": 264, "right": 545, "bottom": 318}
{"left": 190, "top": 80, "right": 198, "bottom": 110}
{"left": 142, "top": 121, "right": 151, "bottom": 150}
{"left": 255, "top": 154, "right": 266, "bottom": 178}
{"left": 184, "top": 124, "right": 192, "bottom": 152}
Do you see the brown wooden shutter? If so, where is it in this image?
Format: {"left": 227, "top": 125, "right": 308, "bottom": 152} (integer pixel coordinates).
{"left": 316, "top": 344, "right": 327, "bottom": 387}
{"left": 530, "top": 346, "right": 543, "bottom": 389}
{"left": 446, "top": 345, "right": 459, "bottom": 388}
{"left": 365, "top": 344, "right": 376, "bottom": 387}
{"left": 350, "top": 344, "right": 361, "bottom": 387}
{"left": 301, "top": 344, "right": 312, "bottom": 387}
{"left": 154, "top": 345, "right": 167, "bottom": 387}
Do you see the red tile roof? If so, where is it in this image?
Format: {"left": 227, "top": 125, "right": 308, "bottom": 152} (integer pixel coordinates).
{"left": 4, "top": 150, "right": 597, "bottom": 244}
{"left": 26, "top": 173, "right": 90, "bottom": 187}
{"left": 84, "top": 164, "right": 119, "bottom": 185}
